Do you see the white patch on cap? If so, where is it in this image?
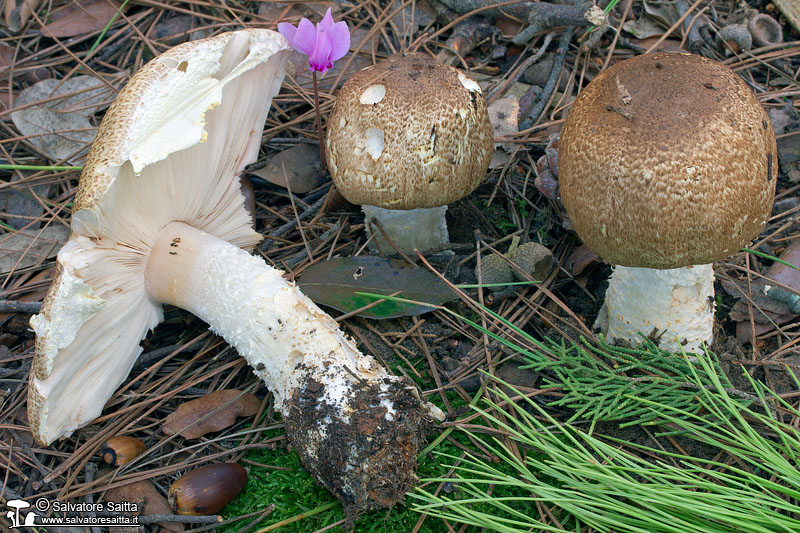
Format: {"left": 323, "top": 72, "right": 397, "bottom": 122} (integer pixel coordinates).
{"left": 360, "top": 84, "right": 386, "bottom": 104}
{"left": 365, "top": 128, "right": 384, "bottom": 160}
{"left": 457, "top": 71, "right": 481, "bottom": 93}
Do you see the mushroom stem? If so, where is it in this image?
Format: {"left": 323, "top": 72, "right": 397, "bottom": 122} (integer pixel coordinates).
{"left": 145, "top": 221, "right": 442, "bottom": 513}
{"left": 595, "top": 264, "right": 714, "bottom": 353}
{"left": 362, "top": 204, "right": 449, "bottom": 254}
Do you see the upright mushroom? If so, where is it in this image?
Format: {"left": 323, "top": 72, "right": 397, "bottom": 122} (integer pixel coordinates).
{"left": 28, "top": 30, "right": 441, "bottom": 515}
{"left": 326, "top": 53, "right": 493, "bottom": 254}
{"left": 559, "top": 52, "right": 776, "bottom": 352}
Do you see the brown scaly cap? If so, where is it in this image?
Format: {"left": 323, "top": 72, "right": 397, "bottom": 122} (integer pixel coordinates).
{"left": 559, "top": 52, "right": 777, "bottom": 269}
{"left": 326, "top": 53, "right": 493, "bottom": 210}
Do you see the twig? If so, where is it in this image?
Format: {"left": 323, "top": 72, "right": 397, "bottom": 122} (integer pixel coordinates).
{"left": 260, "top": 190, "right": 330, "bottom": 251}
{"left": 519, "top": 26, "right": 574, "bottom": 130}
{"left": 487, "top": 31, "right": 555, "bottom": 102}
{"left": 284, "top": 220, "right": 342, "bottom": 269}
{"left": 0, "top": 300, "right": 41, "bottom": 314}
{"left": 136, "top": 513, "right": 222, "bottom": 525}
{"left": 433, "top": 0, "right": 593, "bottom": 45}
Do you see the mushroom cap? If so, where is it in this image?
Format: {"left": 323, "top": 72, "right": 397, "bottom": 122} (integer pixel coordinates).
{"left": 326, "top": 53, "right": 493, "bottom": 210}
{"left": 28, "top": 30, "right": 290, "bottom": 445}
{"left": 559, "top": 52, "right": 777, "bottom": 269}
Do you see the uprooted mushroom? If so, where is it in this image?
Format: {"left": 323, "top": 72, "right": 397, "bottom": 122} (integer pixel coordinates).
{"left": 27, "top": 29, "right": 442, "bottom": 516}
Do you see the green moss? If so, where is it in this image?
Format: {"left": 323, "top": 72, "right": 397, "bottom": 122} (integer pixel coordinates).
{"left": 222, "top": 391, "right": 475, "bottom": 531}
{"left": 222, "top": 429, "right": 473, "bottom": 532}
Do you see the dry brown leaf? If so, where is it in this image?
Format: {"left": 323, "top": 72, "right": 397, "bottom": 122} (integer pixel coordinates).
{"left": 259, "top": 2, "right": 343, "bottom": 25}
{"left": 250, "top": 144, "right": 326, "bottom": 194}
{"left": 0, "top": 43, "right": 15, "bottom": 69}
{"left": 10, "top": 75, "right": 117, "bottom": 163}
{"left": 0, "top": 91, "right": 15, "bottom": 111}
{"left": 103, "top": 477, "right": 184, "bottom": 532}
{"left": 0, "top": 225, "right": 69, "bottom": 274}
{"left": 565, "top": 245, "right": 599, "bottom": 276}
{"left": 1, "top": 170, "right": 52, "bottom": 229}
{"left": 162, "top": 389, "right": 261, "bottom": 439}
{"left": 488, "top": 96, "right": 519, "bottom": 153}
{"left": 4, "top": 0, "right": 40, "bottom": 33}
{"left": 40, "top": 0, "right": 124, "bottom": 39}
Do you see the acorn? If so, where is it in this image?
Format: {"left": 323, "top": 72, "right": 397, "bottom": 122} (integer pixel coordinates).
{"left": 101, "top": 436, "right": 147, "bottom": 467}
{"left": 168, "top": 463, "right": 247, "bottom": 515}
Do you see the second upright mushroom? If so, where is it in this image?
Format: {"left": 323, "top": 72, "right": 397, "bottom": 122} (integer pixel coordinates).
{"left": 28, "top": 30, "right": 441, "bottom": 516}
{"left": 559, "top": 52, "right": 777, "bottom": 352}
{"left": 326, "top": 53, "right": 494, "bottom": 254}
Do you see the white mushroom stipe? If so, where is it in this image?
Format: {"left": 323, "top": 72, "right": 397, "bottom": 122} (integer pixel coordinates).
{"left": 360, "top": 84, "right": 385, "bottom": 104}
{"left": 144, "top": 222, "right": 430, "bottom": 415}
{"left": 362, "top": 205, "right": 448, "bottom": 253}
{"left": 596, "top": 264, "right": 714, "bottom": 353}
{"left": 145, "top": 222, "right": 443, "bottom": 513}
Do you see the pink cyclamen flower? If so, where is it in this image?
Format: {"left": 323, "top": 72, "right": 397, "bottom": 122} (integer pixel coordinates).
{"left": 278, "top": 8, "right": 350, "bottom": 75}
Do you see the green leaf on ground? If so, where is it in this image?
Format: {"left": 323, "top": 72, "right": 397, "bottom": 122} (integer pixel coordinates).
{"left": 297, "top": 256, "right": 455, "bottom": 319}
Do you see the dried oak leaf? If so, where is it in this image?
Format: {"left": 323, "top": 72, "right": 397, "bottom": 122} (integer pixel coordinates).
{"left": 0, "top": 225, "right": 69, "bottom": 275}
{"left": 163, "top": 390, "right": 261, "bottom": 439}
{"left": 40, "top": 0, "right": 125, "bottom": 39}
{"left": 10, "top": 75, "right": 118, "bottom": 163}
{"left": 249, "top": 144, "right": 325, "bottom": 194}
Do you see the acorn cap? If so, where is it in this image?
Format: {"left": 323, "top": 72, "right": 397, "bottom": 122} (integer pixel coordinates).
{"left": 508, "top": 240, "right": 553, "bottom": 282}
{"left": 27, "top": 30, "right": 291, "bottom": 445}
{"left": 326, "top": 53, "right": 493, "bottom": 210}
{"left": 476, "top": 254, "right": 515, "bottom": 285}
{"left": 559, "top": 52, "right": 777, "bottom": 269}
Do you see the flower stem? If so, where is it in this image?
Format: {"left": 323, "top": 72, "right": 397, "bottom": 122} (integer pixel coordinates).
{"left": 312, "top": 71, "right": 327, "bottom": 171}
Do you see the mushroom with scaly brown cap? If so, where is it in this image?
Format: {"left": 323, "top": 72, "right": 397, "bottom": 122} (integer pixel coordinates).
{"left": 326, "top": 53, "right": 494, "bottom": 254}
{"left": 559, "top": 52, "right": 777, "bottom": 352}
{"left": 27, "top": 30, "right": 442, "bottom": 517}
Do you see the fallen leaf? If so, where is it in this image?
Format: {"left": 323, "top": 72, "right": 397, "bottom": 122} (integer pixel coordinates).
{"left": 622, "top": 17, "right": 665, "bottom": 39}
{"left": 726, "top": 240, "right": 800, "bottom": 338}
{"left": 391, "top": 0, "right": 436, "bottom": 33}
{"left": 250, "top": 144, "right": 326, "bottom": 193}
{"left": 0, "top": 266, "right": 54, "bottom": 323}
{"left": 259, "top": 2, "right": 341, "bottom": 21}
{"left": 349, "top": 27, "right": 379, "bottom": 55}
{"left": 0, "top": 91, "right": 15, "bottom": 111}
{"left": 297, "top": 256, "right": 457, "bottom": 319}
{"left": 565, "top": 245, "right": 599, "bottom": 276}
{"left": 11, "top": 75, "right": 118, "bottom": 163}
{"left": 0, "top": 43, "right": 15, "bottom": 69}
{"left": 40, "top": 0, "right": 124, "bottom": 39}
{"left": 641, "top": 0, "right": 679, "bottom": 29}
{"left": 488, "top": 96, "right": 519, "bottom": 153}
{"left": 0, "top": 170, "right": 52, "bottom": 229}
{"left": 152, "top": 15, "right": 206, "bottom": 46}
{"left": 0, "top": 225, "right": 70, "bottom": 274}
{"left": 629, "top": 37, "right": 687, "bottom": 54}
{"left": 163, "top": 390, "right": 261, "bottom": 439}
{"left": 103, "top": 477, "right": 184, "bottom": 532}
{"left": 489, "top": 150, "right": 511, "bottom": 170}
{"left": 5, "top": 0, "right": 40, "bottom": 33}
